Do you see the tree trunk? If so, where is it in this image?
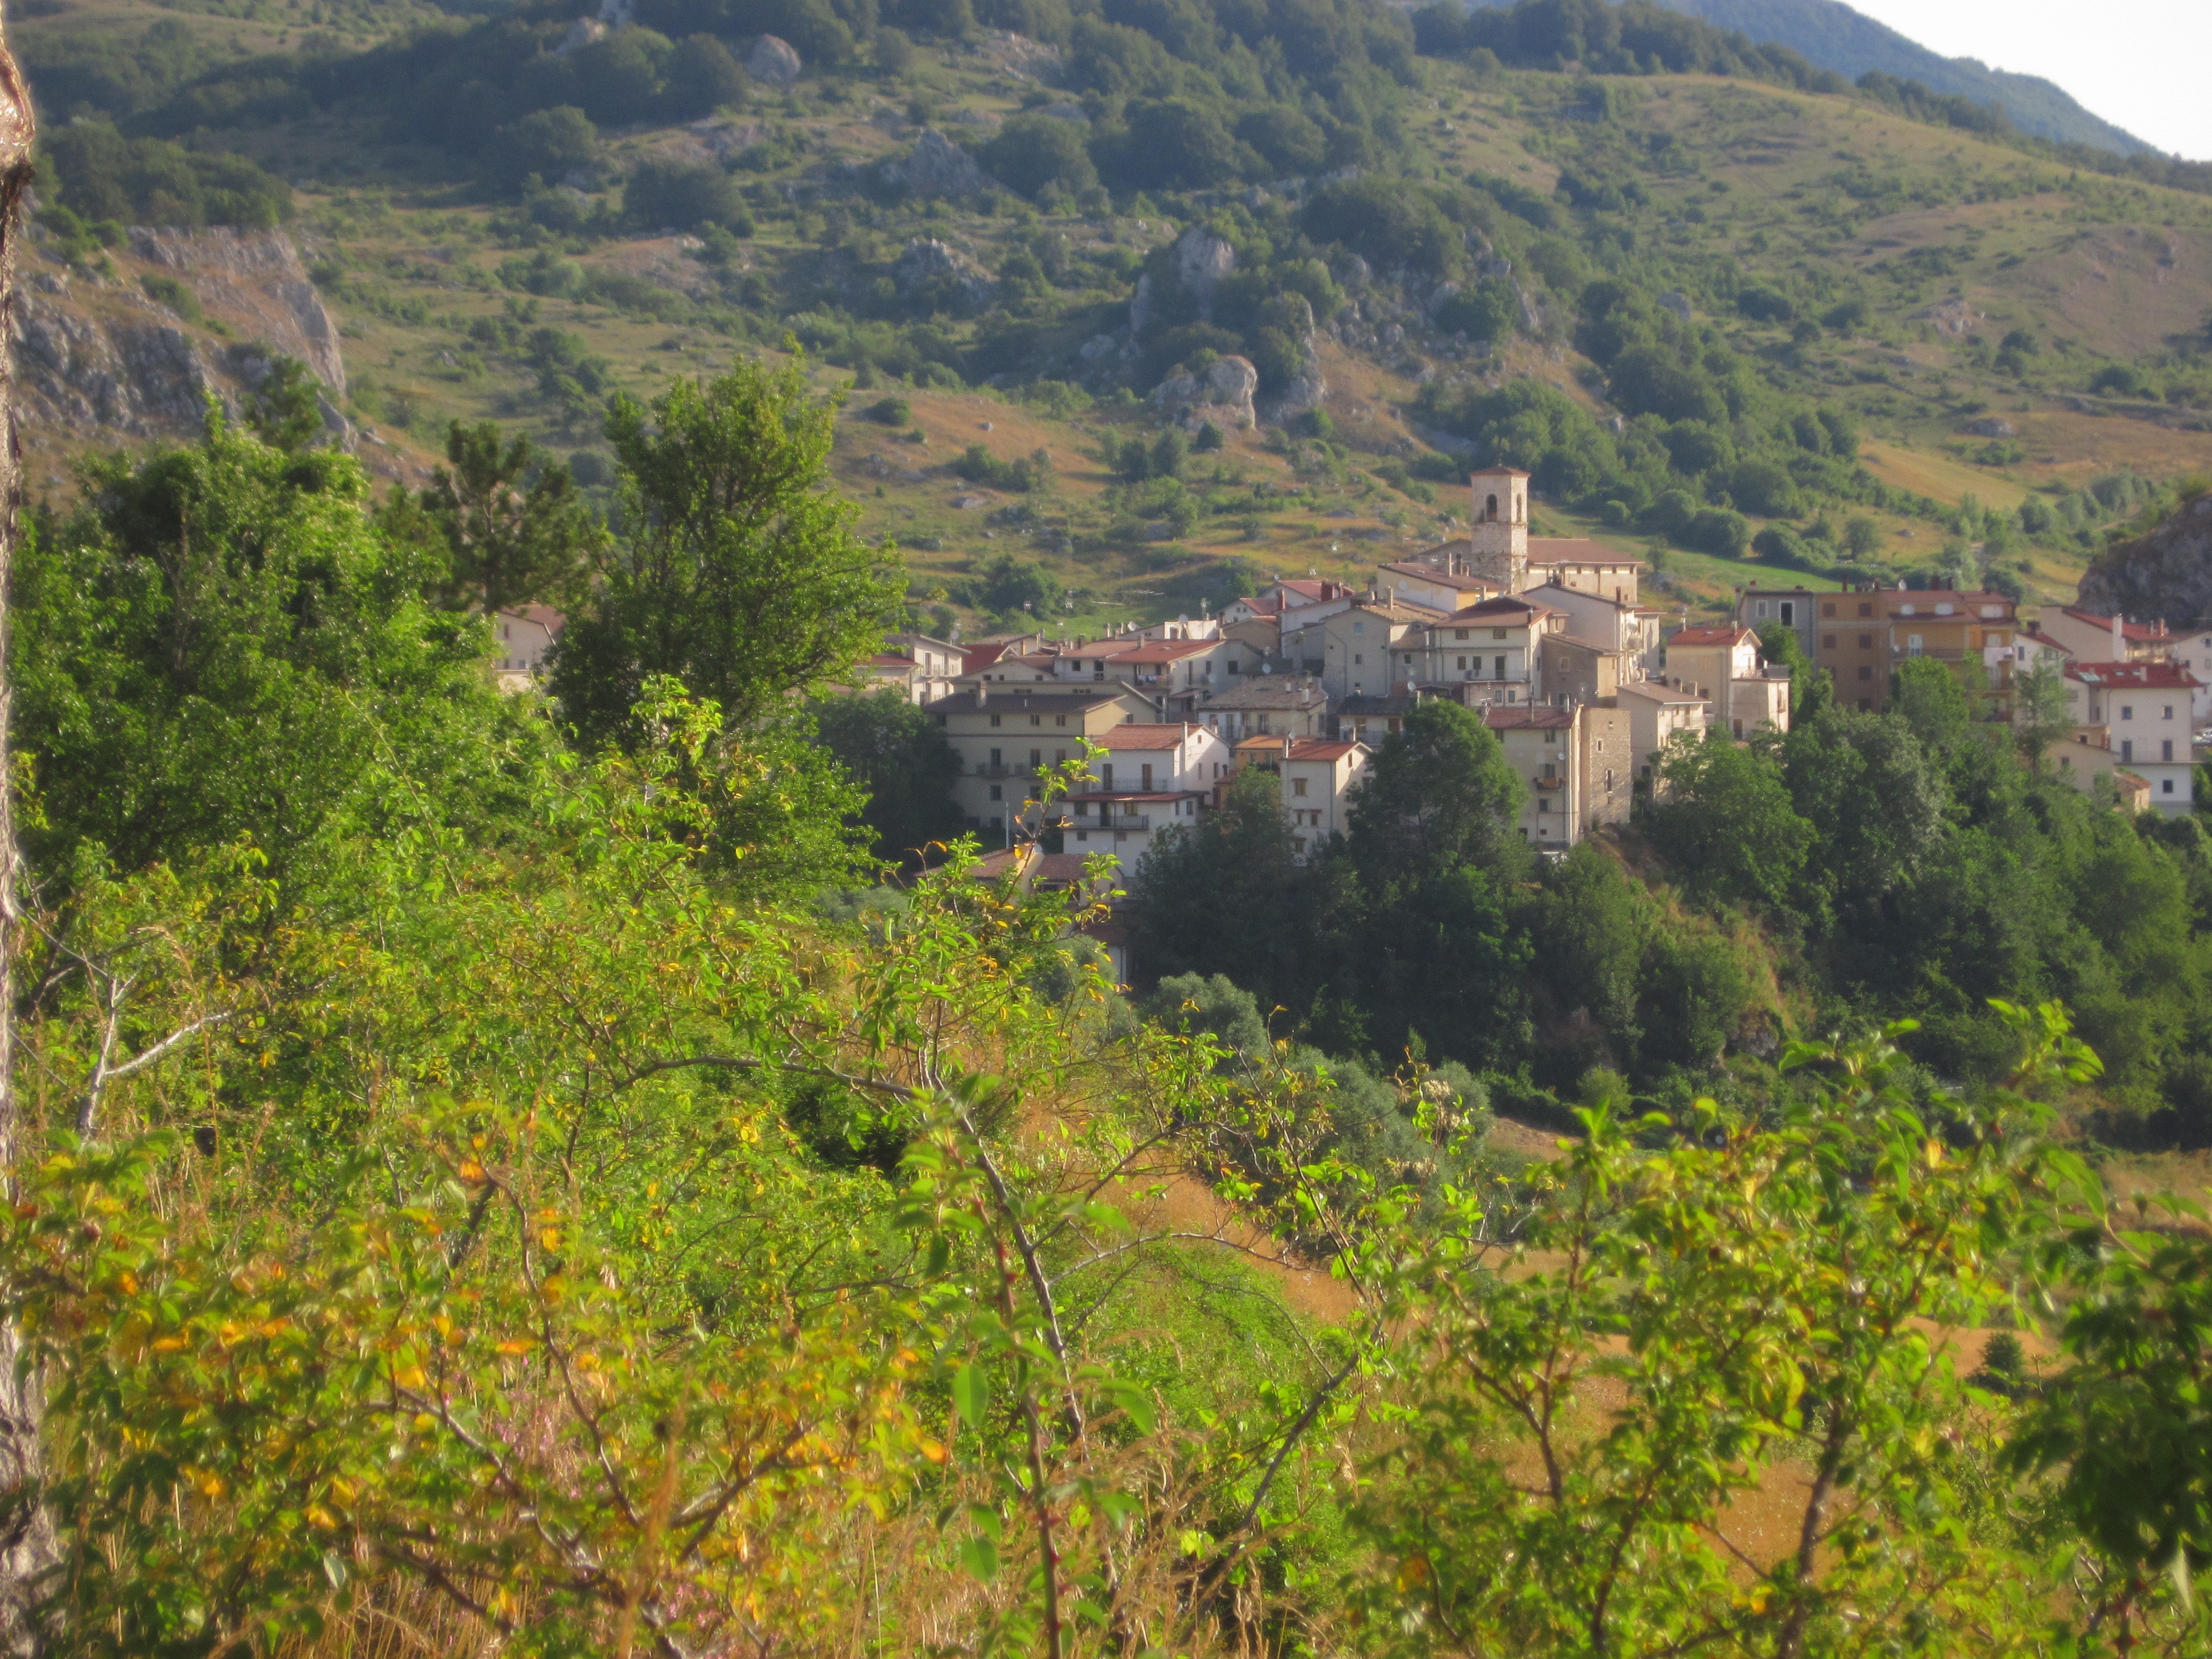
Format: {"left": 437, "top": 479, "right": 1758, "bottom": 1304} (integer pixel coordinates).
{"left": 0, "top": 22, "right": 48, "bottom": 1653}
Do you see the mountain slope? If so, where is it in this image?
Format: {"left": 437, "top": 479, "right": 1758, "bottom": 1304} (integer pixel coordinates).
{"left": 1640, "top": 0, "right": 2148, "bottom": 155}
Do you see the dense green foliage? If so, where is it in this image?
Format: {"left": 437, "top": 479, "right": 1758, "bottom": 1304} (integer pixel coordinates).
{"left": 9, "top": 352, "right": 2212, "bottom": 1656}
{"left": 549, "top": 357, "right": 902, "bottom": 748}
{"left": 13, "top": 416, "right": 538, "bottom": 886}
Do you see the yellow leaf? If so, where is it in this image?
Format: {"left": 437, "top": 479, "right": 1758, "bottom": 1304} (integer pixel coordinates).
{"left": 920, "top": 1438, "right": 947, "bottom": 1465}
{"left": 1396, "top": 1554, "right": 1431, "bottom": 1594}
{"left": 495, "top": 1339, "right": 535, "bottom": 1357}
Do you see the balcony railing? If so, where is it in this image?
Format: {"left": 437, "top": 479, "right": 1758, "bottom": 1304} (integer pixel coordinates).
{"left": 1532, "top": 775, "right": 1566, "bottom": 791}
{"left": 1074, "top": 815, "right": 1152, "bottom": 831}
{"left": 1891, "top": 646, "right": 1967, "bottom": 661}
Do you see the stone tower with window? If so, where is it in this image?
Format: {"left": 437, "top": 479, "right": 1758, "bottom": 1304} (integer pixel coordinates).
{"left": 1470, "top": 464, "right": 1530, "bottom": 594}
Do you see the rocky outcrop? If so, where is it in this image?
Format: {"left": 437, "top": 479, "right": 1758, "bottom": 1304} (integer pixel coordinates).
{"left": 893, "top": 238, "right": 995, "bottom": 310}
{"left": 1153, "top": 353, "right": 1258, "bottom": 431}
{"left": 12, "top": 228, "right": 348, "bottom": 447}
{"left": 896, "top": 129, "right": 992, "bottom": 198}
{"left": 1912, "top": 298, "right": 1984, "bottom": 338}
{"left": 2078, "top": 493, "right": 2212, "bottom": 628}
{"left": 747, "top": 34, "right": 802, "bottom": 87}
{"left": 1961, "top": 416, "right": 2017, "bottom": 437}
{"left": 126, "top": 227, "right": 345, "bottom": 394}
{"left": 1255, "top": 291, "right": 1326, "bottom": 421}
{"left": 1174, "top": 225, "right": 1234, "bottom": 320}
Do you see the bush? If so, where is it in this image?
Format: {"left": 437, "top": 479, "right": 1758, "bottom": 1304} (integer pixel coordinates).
{"left": 1686, "top": 507, "right": 1751, "bottom": 557}
{"left": 488, "top": 106, "right": 601, "bottom": 192}
{"left": 41, "top": 121, "right": 291, "bottom": 228}
{"left": 976, "top": 113, "right": 1098, "bottom": 201}
{"left": 863, "top": 396, "right": 912, "bottom": 425}
{"left": 625, "top": 156, "right": 743, "bottom": 232}
{"left": 953, "top": 445, "right": 1051, "bottom": 492}
{"left": 1140, "top": 972, "right": 1269, "bottom": 1064}
{"left": 665, "top": 35, "right": 748, "bottom": 117}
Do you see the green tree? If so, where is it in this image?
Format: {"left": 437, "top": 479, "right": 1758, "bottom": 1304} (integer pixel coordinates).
{"left": 1647, "top": 729, "right": 1811, "bottom": 914}
{"left": 550, "top": 360, "right": 902, "bottom": 749}
{"left": 244, "top": 356, "right": 324, "bottom": 453}
{"left": 1132, "top": 763, "right": 1310, "bottom": 1009}
{"left": 418, "top": 419, "right": 601, "bottom": 615}
{"left": 1755, "top": 619, "right": 1825, "bottom": 720}
{"left": 2015, "top": 656, "right": 2074, "bottom": 767}
{"left": 12, "top": 415, "right": 534, "bottom": 881}
{"left": 1347, "top": 701, "right": 1527, "bottom": 883}
{"left": 1891, "top": 654, "right": 1974, "bottom": 755}
{"left": 810, "top": 688, "right": 964, "bottom": 868}
{"left": 1782, "top": 707, "right": 1949, "bottom": 920}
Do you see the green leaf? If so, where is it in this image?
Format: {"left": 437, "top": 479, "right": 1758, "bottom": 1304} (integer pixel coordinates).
{"left": 959, "top": 1532, "right": 1000, "bottom": 1583}
{"left": 952, "top": 1361, "right": 987, "bottom": 1431}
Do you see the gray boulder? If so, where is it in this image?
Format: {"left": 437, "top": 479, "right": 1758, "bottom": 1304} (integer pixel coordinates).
{"left": 747, "top": 34, "right": 802, "bottom": 87}
{"left": 894, "top": 238, "right": 996, "bottom": 309}
{"left": 2078, "top": 493, "right": 2212, "bottom": 629}
{"left": 1153, "top": 353, "right": 1259, "bottom": 431}
{"left": 900, "top": 129, "right": 992, "bottom": 197}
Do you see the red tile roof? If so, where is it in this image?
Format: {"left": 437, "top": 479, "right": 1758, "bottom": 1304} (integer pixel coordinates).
{"left": 1485, "top": 706, "right": 1576, "bottom": 729}
{"left": 2064, "top": 662, "right": 2201, "bottom": 688}
{"left": 1444, "top": 596, "right": 1552, "bottom": 623}
{"left": 1286, "top": 740, "right": 1360, "bottom": 761}
{"left": 2061, "top": 606, "right": 2174, "bottom": 643}
{"left": 1094, "top": 723, "right": 1200, "bottom": 749}
{"left": 1671, "top": 627, "right": 1755, "bottom": 647}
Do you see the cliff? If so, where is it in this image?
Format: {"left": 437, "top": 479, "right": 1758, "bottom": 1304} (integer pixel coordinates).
{"left": 11, "top": 226, "right": 349, "bottom": 479}
{"left": 2077, "top": 493, "right": 2212, "bottom": 628}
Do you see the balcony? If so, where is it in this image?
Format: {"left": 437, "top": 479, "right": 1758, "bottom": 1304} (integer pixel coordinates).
{"left": 1891, "top": 646, "right": 1966, "bottom": 662}
{"left": 1074, "top": 815, "right": 1152, "bottom": 832}
{"left": 1532, "top": 775, "right": 1566, "bottom": 791}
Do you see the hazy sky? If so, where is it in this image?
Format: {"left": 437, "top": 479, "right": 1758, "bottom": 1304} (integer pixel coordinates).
{"left": 1842, "top": 0, "right": 2212, "bottom": 159}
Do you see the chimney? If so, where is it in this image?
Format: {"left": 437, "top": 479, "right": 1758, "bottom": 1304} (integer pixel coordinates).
{"left": 2112, "top": 613, "right": 2124, "bottom": 659}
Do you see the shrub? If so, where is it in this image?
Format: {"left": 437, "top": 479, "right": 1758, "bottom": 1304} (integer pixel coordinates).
{"left": 488, "top": 106, "right": 601, "bottom": 191}
{"left": 625, "top": 157, "right": 742, "bottom": 232}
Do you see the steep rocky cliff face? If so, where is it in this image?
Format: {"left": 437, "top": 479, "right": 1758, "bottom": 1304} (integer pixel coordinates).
{"left": 2078, "top": 493, "right": 2212, "bottom": 627}
{"left": 11, "top": 226, "right": 347, "bottom": 477}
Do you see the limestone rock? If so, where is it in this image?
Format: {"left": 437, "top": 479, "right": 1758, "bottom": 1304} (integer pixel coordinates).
{"left": 2077, "top": 493, "right": 2212, "bottom": 628}
{"left": 1912, "top": 297, "right": 1984, "bottom": 338}
{"left": 1961, "top": 416, "right": 2017, "bottom": 437}
{"left": 556, "top": 16, "right": 607, "bottom": 55}
{"left": 893, "top": 238, "right": 996, "bottom": 310}
{"left": 1174, "top": 225, "right": 1234, "bottom": 319}
{"left": 899, "top": 128, "right": 992, "bottom": 198}
{"left": 1152, "top": 353, "right": 1259, "bottom": 431}
{"left": 13, "top": 228, "right": 349, "bottom": 446}
{"left": 747, "top": 34, "right": 802, "bottom": 87}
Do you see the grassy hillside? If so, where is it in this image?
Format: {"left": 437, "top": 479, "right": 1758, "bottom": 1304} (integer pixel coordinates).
{"left": 15, "top": 0, "right": 2212, "bottom": 631}
{"left": 1639, "top": 0, "right": 2148, "bottom": 154}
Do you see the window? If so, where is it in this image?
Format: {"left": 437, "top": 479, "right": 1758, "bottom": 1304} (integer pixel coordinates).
{"left": 1292, "top": 777, "right": 1308, "bottom": 796}
{"left": 1030, "top": 714, "right": 1042, "bottom": 727}
{"left": 1457, "top": 655, "right": 1468, "bottom": 671}
{"left": 2121, "top": 705, "right": 2133, "bottom": 722}
{"left": 1822, "top": 634, "right": 1837, "bottom": 650}
{"left": 1055, "top": 748, "right": 1066, "bottom": 764}
{"left": 1493, "top": 628, "right": 1507, "bottom": 640}
{"left": 1101, "top": 764, "right": 1114, "bottom": 790}
{"left": 2121, "top": 740, "right": 2134, "bottom": 763}
{"left": 1858, "top": 603, "right": 1873, "bottom": 618}
{"left": 1403, "top": 654, "right": 1415, "bottom": 666}
{"left": 1353, "top": 620, "right": 1365, "bottom": 635}
{"left": 1907, "top": 634, "right": 1924, "bottom": 657}
{"left": 2165, "top": 779, "right": 2177, "bottom": 794}
{"left": 1756, "top": 601, "right": 1770, "bottom": 618}
{"left": 1140, "top": 764, "right": 1153, "bottom": 790}
{"left": 989, "top": 747, "right": 1003, "bottom": 765}
{"left": 1780, "top": 602, "right": 1794, "bottom": 625}
{"left": 1055, "top": 714, "right": 1067, "bottom": 726}
{"left": 989, "top": 713, "right": 1001, "bottom": 727}
{"left": 988, "top": 785, "right": 1002, "bottom": 801}
{"left": 1454, "top": 629, "right": 1469, "bottom": 641}
{"left": 1823, "top": 602, "right": 1838, "bottom": 618}
{"left": 1858, "top": 698, "right": 1872, "bottom": 711}
{"left": 1228, "top": 659, "right": 1241, "bottom": 674}
{"left": 1029, "top": 749, "right": 1042, "bottom": 767}
{"left": 2165, "top": 705, "right": 2176, "bottom": 720}
{"left": 1857, "top": 666, "right": 1873, "bottom": 681}
{"left": 1354, "top": 654, "right": 1363, "bottom": 665}
{"left": 1494, "top": 655, "right": 1506, "bottom": 676}
{"left": 2164, "top": 739, "right": 2175, "bottom": 762}
{"left": 1859, "top": 634, "right": 1873, "bottom": 649}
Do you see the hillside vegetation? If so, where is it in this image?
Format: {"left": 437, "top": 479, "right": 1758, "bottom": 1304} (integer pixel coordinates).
{"left": 10, "top": 0, "right": 2212, "bottom": 628}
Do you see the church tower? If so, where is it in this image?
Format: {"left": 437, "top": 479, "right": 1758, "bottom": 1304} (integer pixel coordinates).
{"left": 1470, "top": 465, "right": 1530, "bottom": 594}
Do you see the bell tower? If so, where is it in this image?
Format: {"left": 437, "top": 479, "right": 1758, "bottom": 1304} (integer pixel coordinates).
{"left": 1470, "top": 465, "right": 1530, "bottom": 593}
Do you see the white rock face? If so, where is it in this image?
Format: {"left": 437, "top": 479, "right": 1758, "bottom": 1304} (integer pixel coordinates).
{"left": 747, "top": 34, "right": 802, "bottom": 87}
{"left": 13, "top": 227, "right": 351, "bottom": 445}
{"left": 1153, "top": 353, "right": 1259, "bottom": 431}
{"left": 1175, "top": 225, "right": 1234, "bottom": 318}
{"left": 893, "top": 238, "right": 997, "bottom": 310}
{"left": 899, "top": 129, "right": 992, "bottom": 198}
